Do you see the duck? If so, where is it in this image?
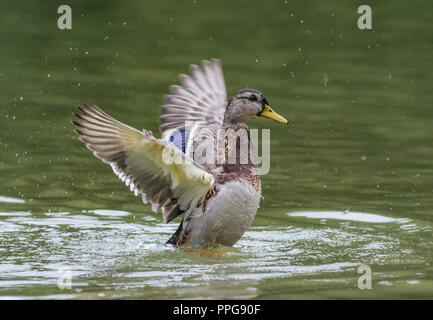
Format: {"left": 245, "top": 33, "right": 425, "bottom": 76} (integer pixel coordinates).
{"left": 72, "top": 59, "right": 287, "bottom": 248}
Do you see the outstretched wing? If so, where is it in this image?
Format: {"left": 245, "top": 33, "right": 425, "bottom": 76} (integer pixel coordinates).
{"left": 159, "top": 58, "right": 227, "bottom": 162}
{"left": 73, "top": 104, "right": 214, "bottom": 223}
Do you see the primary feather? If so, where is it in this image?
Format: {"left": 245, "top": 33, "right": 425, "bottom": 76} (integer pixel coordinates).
{"left": 160, "top": 58, "right": 227, "bottom": 165}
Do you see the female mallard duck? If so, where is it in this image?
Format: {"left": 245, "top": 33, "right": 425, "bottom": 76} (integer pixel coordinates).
{"left": 73, "top": 59, "right": 287, "bottom": 248}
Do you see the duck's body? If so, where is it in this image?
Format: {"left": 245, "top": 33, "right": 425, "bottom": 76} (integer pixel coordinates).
{"left": 73, "top": 59, "right": 287, "bottom": 248}
{"left": 168, "top": 125, "right": 262, "bottom": 247}
{"left": 185, "top": 180, "right": 260, "bottom": 247}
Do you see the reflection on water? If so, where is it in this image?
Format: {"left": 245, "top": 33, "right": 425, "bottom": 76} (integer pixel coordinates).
{"left": 1, "top": 0, "right": 433, "bottom": 299}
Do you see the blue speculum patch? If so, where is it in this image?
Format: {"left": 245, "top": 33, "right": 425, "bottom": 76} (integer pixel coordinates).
{"left": 169, "top": 128, "right": 186, "bottom": 153}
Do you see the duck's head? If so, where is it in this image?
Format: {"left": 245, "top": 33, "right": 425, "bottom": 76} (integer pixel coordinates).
{"left": 224, "top": 88, "right": 288, "bottom": 125}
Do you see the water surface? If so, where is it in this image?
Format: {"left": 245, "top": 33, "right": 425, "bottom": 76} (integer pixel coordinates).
{"left": 0, "top": 0, "right": 432, "bottom": 299}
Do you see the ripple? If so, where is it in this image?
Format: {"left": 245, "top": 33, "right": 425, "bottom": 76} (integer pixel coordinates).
{"left": 89, "top": 209, "right": 131, "bottom": 217}
{"left": 0, "top": 208, "right": 431, "bottom": 299}
{"left": 287, "top": 210, "right": 411, "bottom": 223}
{"left": 0, "top": 196, "right": 25, "bottom": 204}
{"left": 0, "top": 221, "right": 25, "bottom": 232}
{"left": 0, "top": 211, "right": 32, "bottom": 217}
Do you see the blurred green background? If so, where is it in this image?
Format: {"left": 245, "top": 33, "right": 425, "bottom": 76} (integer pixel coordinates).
{"left": 0, "top": 0, "right": 432, "bottom": 299}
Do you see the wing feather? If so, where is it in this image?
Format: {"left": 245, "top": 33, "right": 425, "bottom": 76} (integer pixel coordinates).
{"left": 73, "top": 103, "right": 214, "bottom": 223}
{"left": 159, "top": 59, "right": 227, "bottom": 165}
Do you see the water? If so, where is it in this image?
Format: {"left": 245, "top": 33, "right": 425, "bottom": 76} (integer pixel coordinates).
{"left": 1, "top": 0, "right": 433, "bottom": 299}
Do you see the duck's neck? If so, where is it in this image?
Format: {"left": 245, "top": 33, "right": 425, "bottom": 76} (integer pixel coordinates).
{"left": 219, "top": 120, "right": 253, "bottom": 168}
{"left": 222, "top": 106, "right": 249, "bottom": 130}
{"left": 222, "top": 120, "right": 249, "bottom": 131}
{"left": 222, "top": 104, "right": 248, "bottom": 127}
{"left": 217, "top": 119, "right": 260, "bottom": 189}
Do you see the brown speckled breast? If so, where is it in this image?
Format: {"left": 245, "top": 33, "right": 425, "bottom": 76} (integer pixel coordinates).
{"left": 216, "top": 124, "right": 261, "bottom": 194}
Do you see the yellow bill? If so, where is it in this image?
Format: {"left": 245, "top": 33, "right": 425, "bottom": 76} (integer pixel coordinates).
{"left": 258, "top": 105, "right": 288, "bottom": 124}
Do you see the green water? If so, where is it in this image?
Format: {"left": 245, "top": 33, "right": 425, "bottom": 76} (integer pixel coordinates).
{"left": 1, "top": 0, "right": 432, "bottom": 299}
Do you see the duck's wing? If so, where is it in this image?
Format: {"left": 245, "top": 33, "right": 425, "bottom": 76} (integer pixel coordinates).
{"left": 159, "top": 59, "right": 227, "bottom": 165}
{"left": 73, "top": 104, "right": 214, "bottom": 223}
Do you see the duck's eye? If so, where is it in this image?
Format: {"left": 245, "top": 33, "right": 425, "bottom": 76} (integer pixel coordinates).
{"left": 249, "top": 95, "right": 258, "bottom": 101}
